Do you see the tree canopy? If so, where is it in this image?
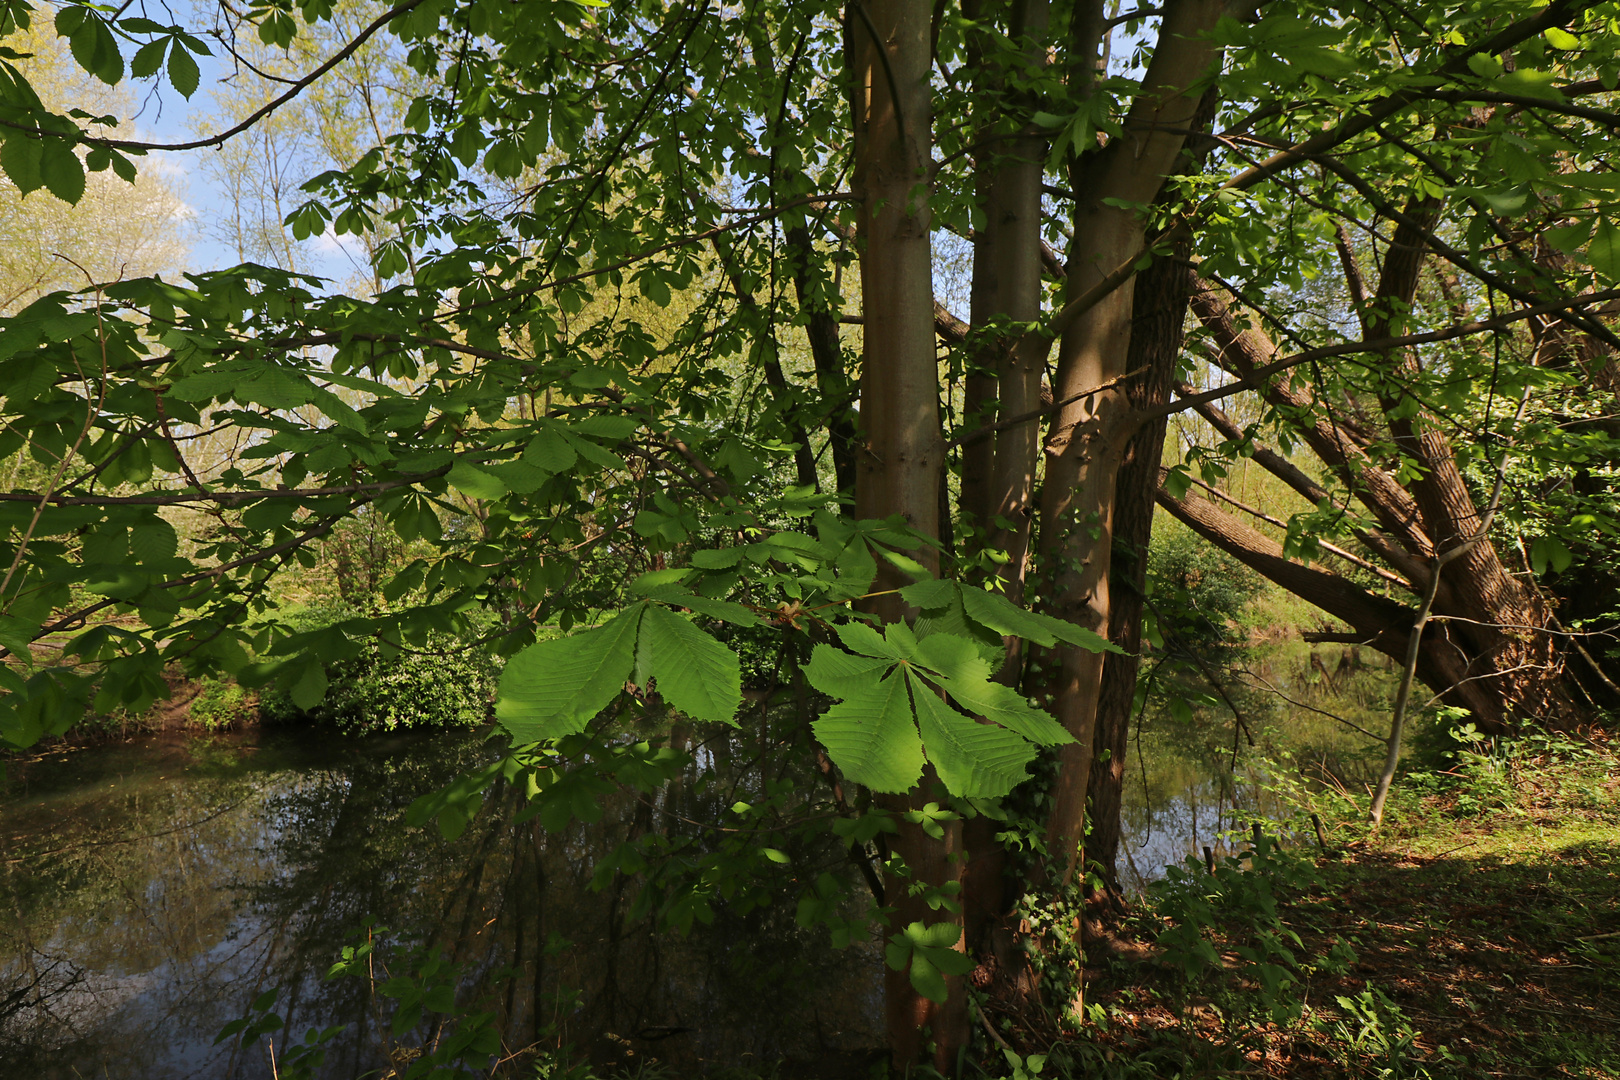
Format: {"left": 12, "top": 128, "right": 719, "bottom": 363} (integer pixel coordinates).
{"left": 3, "top": 0, "right": 1619, "bottom": 1068}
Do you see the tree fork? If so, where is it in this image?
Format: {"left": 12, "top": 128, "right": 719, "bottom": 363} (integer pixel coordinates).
{"left": 1037, "top": 0, "right": 1229, "bottom": 880}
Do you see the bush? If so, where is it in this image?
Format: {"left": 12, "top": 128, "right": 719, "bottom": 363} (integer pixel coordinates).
{"left": 1149, "top": 829, "right": 1326, "bottom": 1026}
{"left": 189, "top": 676, "right": 255, "bottom": 731}
{"left": 1147, "top": 525, "right": 1263, "bottom": 651}
{"left": 259, "top": 605, "right": 499, "bottom": 735}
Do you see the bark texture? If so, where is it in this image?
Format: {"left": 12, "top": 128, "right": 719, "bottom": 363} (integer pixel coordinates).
{"left": 849, "top": 0, "right": 963, "bottom": 1068}
{"left": 1086, "top": 252, "right": 1191, "bottom": 895}
{"left": 1037, "top": 0, "right": 1228, "bottom": 877}
{"left": 1086, "top": 86, "right": 1219, "bottom": 896}
{"left": 1182, "top": 267, "right": 1590, "bottom": 732}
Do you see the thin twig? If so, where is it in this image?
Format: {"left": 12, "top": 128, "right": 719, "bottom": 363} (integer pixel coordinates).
{"left": 1371, "top": 385, "right": 1533, "bottom": 825}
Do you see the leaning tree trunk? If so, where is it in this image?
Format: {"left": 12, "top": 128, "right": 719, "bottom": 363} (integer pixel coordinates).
{"left": 1366, "top": 207, "right": 1584, "bottom": 730}
{"left": 1179, "top": 271, "right": 1591, "bottom": 732}
{"left": 1036, "top": 0, "right": 1228, "bottom": 880}
{"left": 1153, "top": 477, "right": 1507, "bottom": 722}
{"left": 1086, "top": 251, "right": 1193, "bottom": 900}
{"left": 1086, "top": 88, "right": 1218, "bottom": 899}
{"left": 848, "top": 0, "right": 963, "bottom": 1069}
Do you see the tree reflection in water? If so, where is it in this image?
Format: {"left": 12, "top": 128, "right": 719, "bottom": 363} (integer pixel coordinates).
{"left": 0, "top": 726, "right": 882, "bottom": 1078}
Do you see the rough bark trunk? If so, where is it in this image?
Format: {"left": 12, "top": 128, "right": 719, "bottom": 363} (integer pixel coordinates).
{"left": 1367, "top": 209, "right": 1584, "bottom": 730}
{"left": 1188, "top": 282, "right": 1440, "bottom": 585}
{"left": 1086, "top": 252, "right": 1191, "bottom": 897}
{"left": 849, "top": 1, "right": 963, "bottom": 1069}
{"left": 787, "top": 226, "right": 859, "bottom": 499}
{"left": 1187, "top": 239, "right": 1589, "bottom": 730}
{"left": 1086, "top": 84, "right": 1219, "bottom": 897}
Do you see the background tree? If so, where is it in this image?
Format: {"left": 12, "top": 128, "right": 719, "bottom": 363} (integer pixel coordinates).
{"left": 2, "top": 0, "right": 1619, "bottom": 1071}
{"left": 0, "top": 25, "right": 186, "bottom": 311}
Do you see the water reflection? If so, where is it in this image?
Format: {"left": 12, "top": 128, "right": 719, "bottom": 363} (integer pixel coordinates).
{"left": 1115, "top": 766, "right": 1290, "bottom": 894}
{"left": 0, "top": 728, "right": 883, "bottom": 1078}
{"left": 1115, "top": 640, "right": 1398, "bottom": 894}
{"left": 2, "top": 638, "right": 1400, "bottom": 1076}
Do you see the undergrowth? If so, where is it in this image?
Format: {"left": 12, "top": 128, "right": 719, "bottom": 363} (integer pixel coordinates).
{"left": 973, "top": 726, "right": 1620, "bottom": 1079}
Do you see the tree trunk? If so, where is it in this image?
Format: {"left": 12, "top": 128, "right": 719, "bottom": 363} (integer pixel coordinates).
{"left": 1186, "top": 261, "right": 1590, "bottom": 731}
{"left": 1086, "top": 252, "right": 1192, "bottom": 897}
{"left": 1086, "top": 84, "right": 1219, "bottom": 897}
{"left": 1037, "top": 0, "right": 1228, "bottom": 879}
{"left": 966, "top": 0, "right": 1052, "bottom": 626}
{"left": 1367, "top": 209, "right": 1585, "bottom": 731}
{"left": 849, "top": 1, "right": 963, "bottom": 1069}
{"left": 957, "top": 0, "right": 1052, "bottom": 965}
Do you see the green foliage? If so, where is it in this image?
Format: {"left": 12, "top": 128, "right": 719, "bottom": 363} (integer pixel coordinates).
{"left": 1149, "top": 830, "right": 1324, "bottom": 1026}
{"left": 187, "top": 675, "right": 253, "bottom": 731}
{"left": 259, "top": 604, "right": 498, "bottom": 735}
{"left": 216, "top": 925, "right": 503, "bottom": 1079}
{"left": 1144, "top": 525, "right": 1261, "bottom": 653}
{"left": 1319, "top": 987, "right": 1448, "bottom": 1080}
{"left": 3, "top": 0, "right": 1620, "bottom": 1053}
{"left": 885, "top": 919, "right": 975, "bottom": 1005}
{"left": 491, "top": 541, "right": 1103, "bottom": 800}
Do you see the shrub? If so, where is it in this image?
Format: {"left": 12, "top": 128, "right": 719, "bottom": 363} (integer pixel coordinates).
{"left": 1149, "top": 829, "right": 1325, "bottom": 1026}
{"left": 259, "top": 605, "right": 499, "bottom": 735}
{"left": 1147, "top": 525, "right": 1263, "bottom": 651}
{"left": 189, "top": 677, "right": 255, "bottom": 731}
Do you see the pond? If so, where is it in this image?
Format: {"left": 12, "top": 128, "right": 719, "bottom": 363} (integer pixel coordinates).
{"left": 0, "top": 727, "right": 884, "bottom": 1078}
{"left": 0, "top": 666, "right": 1383, "bottom": 1080}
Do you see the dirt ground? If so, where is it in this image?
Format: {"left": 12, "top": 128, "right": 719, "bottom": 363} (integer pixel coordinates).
{"left": 1074, "top": 738, "right": 1620, "bottom": 1078}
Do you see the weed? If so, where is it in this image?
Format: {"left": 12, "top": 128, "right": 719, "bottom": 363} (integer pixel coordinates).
{"left": 189, "top": 676, "right": 254, "bottom": 731}
{"left": 1319, "top": 987, "right": 1444, "bottom": 1079}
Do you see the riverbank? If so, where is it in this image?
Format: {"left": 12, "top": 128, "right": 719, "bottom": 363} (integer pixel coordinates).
{"left": 0, "top": 673, "right": 260, "bottom": 759}
{"left": 1060, "top": 729, "right": 1620, "bottom": 1079}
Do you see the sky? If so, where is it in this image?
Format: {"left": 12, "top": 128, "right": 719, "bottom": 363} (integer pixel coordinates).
{"left": 124, "top": 31, "right": 367, "bottom": 282}
{"left": 105, "top": 9, "right": 1161, "bottom": 292}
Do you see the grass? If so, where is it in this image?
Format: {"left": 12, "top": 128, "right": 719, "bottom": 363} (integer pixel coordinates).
{"left": 1045, "top": 728, "right": 1620, "bottom": 1079}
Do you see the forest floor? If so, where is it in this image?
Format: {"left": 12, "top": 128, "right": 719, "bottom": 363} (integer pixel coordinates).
{"left": 1070, "top": 729, "right": 1620, "bottom": 1079}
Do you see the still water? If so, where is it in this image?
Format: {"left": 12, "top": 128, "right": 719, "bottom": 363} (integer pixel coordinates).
{"left": 0, "top": 720, "right": 1309, "bottom": 1078}
{"left": 0, "top": 727, "right": 887, "bottom": 1078}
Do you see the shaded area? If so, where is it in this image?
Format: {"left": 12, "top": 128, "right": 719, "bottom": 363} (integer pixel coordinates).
{"left": 1079, "top": 739, "right": 1620, "bottom": 1078}
{"left": 1294, "top": 837, "right": 1620, "bottom": 1075}
{"left": 0, "top": 727, "right": 882, "bottom": 1078}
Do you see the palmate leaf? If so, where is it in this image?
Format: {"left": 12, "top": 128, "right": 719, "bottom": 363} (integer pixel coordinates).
{"left": 496, "top": 607, "right": 641, "bottom": 741}
{"left": 901, "top": 578, "right": 1124, "bottom": 655}
{"left": 907, "top": 672, "right": 1035, "bottom": 798}
{"left": 804, "top": 643, "right": 893, "bottom": 699}
{"left": 811, "top": 671, "right": 924, "bottom": 794}
{"left": 959, "top": 585, "right": 1124, "bottom": 654}
{"left": 939, "top": 674, "right": 1073, "bottom": 747}
{"left": 635, "top": 604, "right": 741, "bottom": 725}
{"left": 885, "top": 920, "right": 975, "bottom": 1005}
{"left": 808, "top": 619, "right": 1071, "bottom": 794}
{"left": 911, "top": 630, "right": 989, "bottom": 682}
